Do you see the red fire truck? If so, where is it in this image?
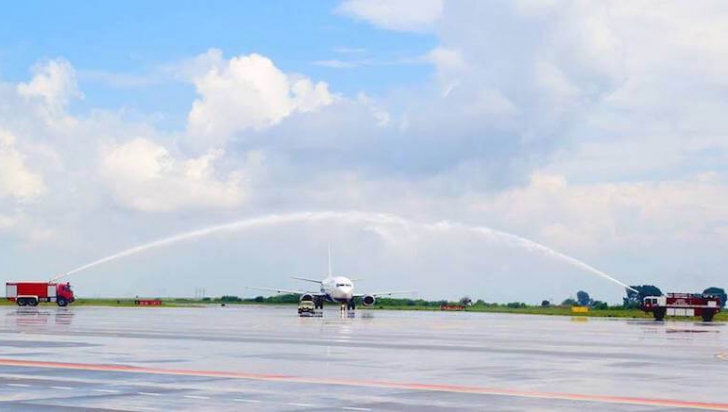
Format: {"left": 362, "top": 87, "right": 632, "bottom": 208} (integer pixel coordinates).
{"left": 641, "top": 293, "right": 721, "bottom": 322}
{"left": 5, "top": 282, "right": 76, "bottom": 307}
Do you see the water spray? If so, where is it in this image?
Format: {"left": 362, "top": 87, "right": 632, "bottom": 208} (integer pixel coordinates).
{"left": 52, "top": 211, "right": 638, "bottom": 293}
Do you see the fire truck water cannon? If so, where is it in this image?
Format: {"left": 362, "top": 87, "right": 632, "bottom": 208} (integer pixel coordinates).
{"left": 641, "top": 293, "right": 721, "bottom": 322}
{"left": 5, "top": 281, "right": 76, "bottom": 307}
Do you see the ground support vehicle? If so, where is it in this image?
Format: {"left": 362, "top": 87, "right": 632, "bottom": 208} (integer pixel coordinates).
{"left": 298, "top": 300, "right": 316, "bottom": 316}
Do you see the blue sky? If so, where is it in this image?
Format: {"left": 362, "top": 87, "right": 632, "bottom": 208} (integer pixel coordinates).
{"left": 1, "top": 0, "right": 728, "bottom": 303}
{"left": 0, "top": 0, "right": 435, "bottom": 121}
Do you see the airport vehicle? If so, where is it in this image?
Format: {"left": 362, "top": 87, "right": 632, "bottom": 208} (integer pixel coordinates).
{"left": 298, "top": 300, "right": 315, "bottom": 316}
{"left": 253, "top": 248, "right": 412, "bottom": 311}
{"left": 641, "top": 293, "right": 721, "bottom": 322}
{"left": 6, "top": 281, "right": 76, "bottom": 307}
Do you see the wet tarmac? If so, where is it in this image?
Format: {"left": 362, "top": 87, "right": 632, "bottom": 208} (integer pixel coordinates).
{"left": 0, "top": 305, "right": 726, "bottom": 411}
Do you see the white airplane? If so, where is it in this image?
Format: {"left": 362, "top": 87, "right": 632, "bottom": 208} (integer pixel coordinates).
{"left": 253, "top": 248, "right": 412, "bottom": 311}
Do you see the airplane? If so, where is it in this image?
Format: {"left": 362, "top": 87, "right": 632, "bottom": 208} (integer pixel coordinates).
{"left": 251, "top": 247, "right": 413, "bottom": 311}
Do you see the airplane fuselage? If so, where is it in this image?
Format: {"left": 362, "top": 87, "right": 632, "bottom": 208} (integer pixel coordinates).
{"left": 321, "top": 276, "right": 354, "bottom": 303}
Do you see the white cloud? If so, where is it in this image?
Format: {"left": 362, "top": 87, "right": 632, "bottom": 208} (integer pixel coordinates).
{"left": 534, "top": 60, "right": 581, "bottom": 107}
{"left": 99, "top": 138, "right": 251, "bottom": 212}
{"left": 337, "top": 0, "right": 443, "bottom": 32}
{"left": 0, "top": 214, "right": 17, "bottom": 229}
{"left": 186, "top": 51, "right": 335, "bottom": 144}
{"left": 426, "top": 47, "right": 465, "bottom": 74}
{"left": 0, "top": 129, "right": 46, "bottom": 201}
{"left": 471, "top": 172, "right": 728, "bottom": 254}
{"left": 426, "top": 47, "right": 465, "bottom": 96}
{"left": 17, "top": 59, "right": 82, "bottom": 114}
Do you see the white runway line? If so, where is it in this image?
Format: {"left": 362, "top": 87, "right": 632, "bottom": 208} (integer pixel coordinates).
{"left": 342, "top": 408, "right": 372, "bottom": 411}
{"left": 287, "top": 403, "right": 316, "bottom": 407}
{"left": 183, "top": 395, "right": 210, "bottom": 400}
{"left": 93, "top": 389, "right": 121, "bottom": 393}
{"left": 137, "top": 392, "right": 162, "bottom": 396}
{"left": 51, "top": 386, "right": 74, "bottom": 390}
{"left": 7, "top": 383, "right": 30, "bottom": 388}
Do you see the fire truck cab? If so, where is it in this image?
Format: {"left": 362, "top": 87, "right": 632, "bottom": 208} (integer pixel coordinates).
{"left": 641, "top": 293, "right": 721, "bottom": 322}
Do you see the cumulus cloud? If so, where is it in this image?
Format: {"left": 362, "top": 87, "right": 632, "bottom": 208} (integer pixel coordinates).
{"left": 99, "top": 138, "right": 251, "bottom": 212}
{"left": 186, "top": 50, "right": 335, "bottom": 144}
{"left": 17, "top": 59, "right": 82, "bottom": 116}
{"left": 337, "top": 0, "right": 443, "bottom": 32}
{"left": 0, "top": 129, "right": 46, "bottom": 201}
{"left": 471, "top": 172, "right": 728, "bottom": 256}
{"left": 426, "top": 47, "right": 465, "bottom": 96}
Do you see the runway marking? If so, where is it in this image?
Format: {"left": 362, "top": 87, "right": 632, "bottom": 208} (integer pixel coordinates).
{"left": 7, "top": 383, "right": 30, "bottom": 388}
{"left": 234, "top": 398, "right": 261, "bottom": 403}
{"left": 342, "top": 408, "right": 372, "bottom": 411}
{"left": 0, "top": 358, "right": 727, "bottom": 411}
{"left": 51, "top": 386, "right": 74, "bottom": 390}
{"left": 183, "top": 395, "right": 210, "bottom": 400}
{"left": 93, "top": 389, "right": 121, "bottom": 393}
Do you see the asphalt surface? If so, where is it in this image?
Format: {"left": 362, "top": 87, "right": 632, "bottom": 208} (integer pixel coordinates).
{"left": 0, "top": 305, "right": 726, "bottom": 411}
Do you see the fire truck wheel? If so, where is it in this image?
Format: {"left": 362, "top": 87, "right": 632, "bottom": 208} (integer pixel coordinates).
{"left": 57, "top": 297, "right": 68, "bottom": 307}
{"left": 16, "top": 298, "right": 26, "bottom": 307}
{"left": 28, "top": 298, "right": 38, "bottom": 307}
{"left": 702, "top": 310, "right": 715, "bottom": 322}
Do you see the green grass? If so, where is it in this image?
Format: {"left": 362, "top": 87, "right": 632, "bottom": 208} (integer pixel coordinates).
{"left": 1, "top": 297, "right": 725, "bottom": 321}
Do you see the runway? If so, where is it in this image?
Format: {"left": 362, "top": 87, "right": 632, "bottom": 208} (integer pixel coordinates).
{"left": 0, "top": 306, "right": 725, "bottom": 411}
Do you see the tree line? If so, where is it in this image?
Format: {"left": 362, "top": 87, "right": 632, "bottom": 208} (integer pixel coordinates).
{"left": 217, "top": 285, "right": 726, "bottom": 309}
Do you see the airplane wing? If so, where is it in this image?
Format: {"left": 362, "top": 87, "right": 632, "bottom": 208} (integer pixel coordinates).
{"left": 354, "top": 290, "right": 416, "bottom": 297}
{"left": 291, "top": 276, "right": 322, "bottom": 284}
{"left": 247, "top": 286, "right": 321, "bottom": 295}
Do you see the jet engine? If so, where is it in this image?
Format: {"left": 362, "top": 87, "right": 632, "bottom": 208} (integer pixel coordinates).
{"left": 300, "top": 293, "right": 314, "bottom": 302}
{"left": 362, "top": 295, "right": 376, "bottom": 306}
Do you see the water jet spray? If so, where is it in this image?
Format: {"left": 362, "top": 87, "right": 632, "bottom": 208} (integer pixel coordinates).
{"left": 52, "top": 211, "right": 638, "bottom": 293}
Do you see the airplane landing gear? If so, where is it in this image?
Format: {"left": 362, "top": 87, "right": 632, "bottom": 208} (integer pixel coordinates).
{"left": 314, "top": 297, "right": 324, "bottom": 310}
{"left": 347, "top": 300, "right": 356, "bottom": 311}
